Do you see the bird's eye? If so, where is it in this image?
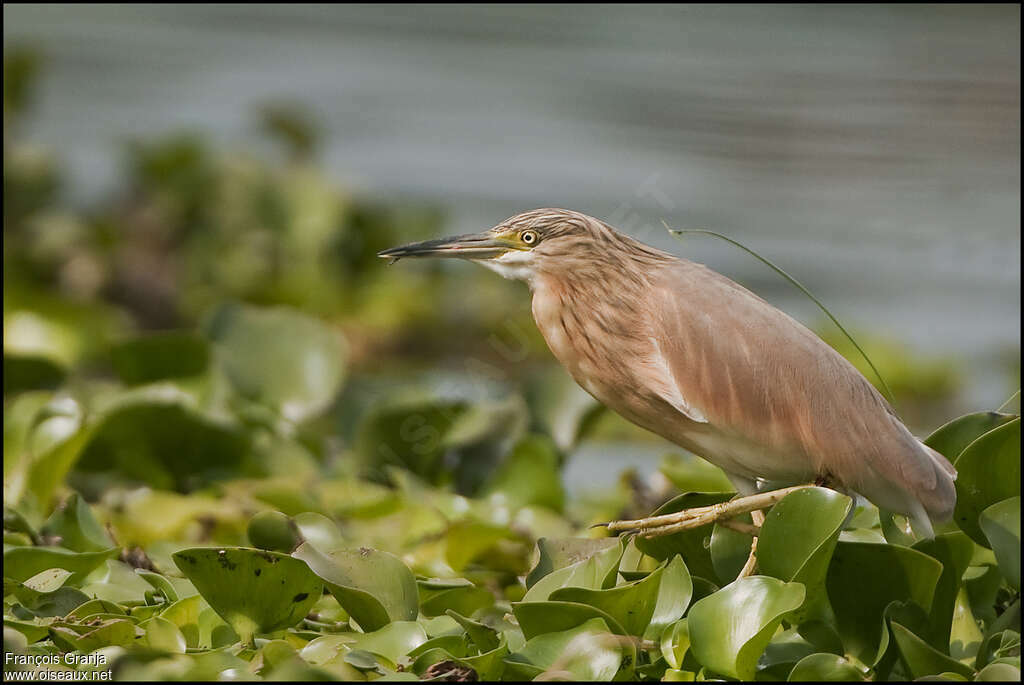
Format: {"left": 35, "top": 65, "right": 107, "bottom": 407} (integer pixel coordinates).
{"left": 521, "top": 230, "right": 538, "bottom": 245}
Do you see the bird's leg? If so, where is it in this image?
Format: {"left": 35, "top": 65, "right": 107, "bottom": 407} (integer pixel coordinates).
{"left": 602, "top": 484, "right": 813, "bottom": 538}
{"left": 737, "top": 509, "right": 765, "bottom": 578}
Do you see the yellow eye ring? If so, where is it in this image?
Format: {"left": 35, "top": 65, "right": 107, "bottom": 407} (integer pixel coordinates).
{"left": 521, "top": 230, "right": 538, "bottom": 245}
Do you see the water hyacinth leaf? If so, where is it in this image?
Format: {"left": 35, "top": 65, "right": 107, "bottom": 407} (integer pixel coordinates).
{"left": 826, "top": 541, "right": 943, "bottom": 666}
{"left": 39, "top": 492, "right": 113, "bottom": 552}
{"left": 758, "top": 628, "right": 819, "bottom": 680}
{"left": 460, "top": 636, "right": 510, "bottom": 681}
{"left": 139, "top": 616, "right": 187, "bottom": 654}
{"left": 634, "top": 492, "right": 735, "bottom": 580}
{"left": 23, "top": 396, "right": 91, "bottom": 511}
{"left": 504, "top": 617, "right": 621, "bottom": 681}
{"left": 355, "top": 398, "right": 467, "bottom": 483}
{"left": 172, "top": 547, "right": 322, "bottom": 642}
{"left": 446, "top": 610, "right": 500, "bottom": 652}
{"left": 912, "top": 532, "right": 975, "bottom": 650}
{"left": 661, "top": 619, "right": 690, "bottom": 670}
{"left": 2, "top": 545, "right": 118, "bottom": 583}
{"left": 659, "top": 454, "right": 735, "bottom": 494}
{"left": 710, "top": 515, "right": 754, "bottom": 584}
{"left": 480, "top": 433, "right": 565, "bottom": 512}
{"left": 445, "top": 519, "right": 513, "bottom": 572}
{"left": 949, "top": 587, "right": 984, "bottom": 662}
{"left": 526, "top": 536, "right": 619, "bottom": 588}
{"left": 512, "top": 600, "right": 628, "bottom": 641}
{"left": 76, "top": 398, "right": 251, "bottom": 492}
{"left": 3, "top": 355, "right": 66, "bottom": 395}
{"left": 890, "top": 622, "right": 975, "bottom": 680}
{"left": 550, "top": 562, "right": 664, "bottom": 636}
{"left": 951, "top": 418, "right": 1020, "bottom": 546}
{"left": 49, "top": 618, "right": 139, "bottom": 652}
{"left": 110, "top": 331, "right": 210, "bottom": 386}
{"left": 687, "top": 576, "right": 805, "bottom": 680}
{"left": 3, "top": 619, "right": 50, "bottom": 644}
{"left": 292, "top": 542, "right": 418, "bottom": 631}
{"left": 291, "top": 511, "right": 345, "bottom": 553}
{"left": 20, "top": 567, "right": 73, "bottom": 594}
{"left": 976, "top": 662, "right": 1021, "bottom": 681}
{"left": 646, "top": 556, "right": 693, "bottom": 640}
{"left": 978, "top": 497, "right": 1020, "bottom": 590}
{"left": 787, "top": 653, "right": 866, "bottom": 681}
{"left": 418, "top": 578, "right": 493, "bottom": 617}
{"left": 67, "top": 598, "right": 127, "bottom": 620}
{"left": 925, "top": 411, "right": 1018, "bottom": 465}
{"left": 137, "top": 570, "right": 179, "bottom": 603}
{"left": 759, "top": 488, "right": 852, "bottom": 624}
{"left": 522, "top": 538, "right": 624, "bottom": 602}
{"left": 204, "top": 303, "right": 347, "bottom": 423}
{"left": 303, "top": 622, "right": 427, "bottom": 665}
{"left": 159, "top": 594, "right": 202, "bottom": 648}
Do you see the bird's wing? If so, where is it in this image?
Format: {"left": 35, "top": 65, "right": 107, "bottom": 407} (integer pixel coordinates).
{"left": 644, "top": 335, "right": 709, "bottom": 423}
{"left": 651, "top": 261, "right": 955, "bottom": 523}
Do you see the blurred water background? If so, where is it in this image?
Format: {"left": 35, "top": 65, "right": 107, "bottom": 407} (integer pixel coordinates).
{"left": 5, "top": 4, "right": 1020, "bottom": 492}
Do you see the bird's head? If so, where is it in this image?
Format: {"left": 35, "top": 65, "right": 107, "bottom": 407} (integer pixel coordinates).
{"left": 377, "top": 208, "right": 647, "bottom": 283}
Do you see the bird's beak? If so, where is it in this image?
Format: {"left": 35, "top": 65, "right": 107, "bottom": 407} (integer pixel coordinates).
{"left": 378, "top": 232, "right": 510, "bottom": 262}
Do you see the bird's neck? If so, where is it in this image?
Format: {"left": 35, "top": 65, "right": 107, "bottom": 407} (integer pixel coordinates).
{"left": 530, "top": 257, "right": 658, "bottom": 383}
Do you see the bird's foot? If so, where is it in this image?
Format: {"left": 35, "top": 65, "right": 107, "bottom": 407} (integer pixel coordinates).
{"left": 737, "top": 510, "right": 766, "bottom": 578}
{"left": 599, "top": 484, "right": 813, "bottom": 538}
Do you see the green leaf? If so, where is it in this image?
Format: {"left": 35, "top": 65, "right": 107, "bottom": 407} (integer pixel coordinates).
{"left": 521, "top": 538, "right": 624, "bottom": 602}
{"left": 445, "top": 610, "right": 499, "bottom": 652}
{"left": 503, "top": 616, "right": 622, "bottom": 681}
{"left": 2, "top": 545, "right": 118, "bottom": 584}
{"left": 511, "top": 600, "right": 629, "bottom": 641}
{"left": 951, "top": 418, "right": 1020, "bottom": 546}
{"left": 49, "top": 618, "right": 139, "bottom": 652}
{"left": 979, "top": 497, "right": 1020, "bottom": 590}
{"left": 204, "top": 303, "right": 347, "bottom": 422}
{"left": 710, "top": 515, "right": 754, "bottom": 585}
{"left": 526, "top": 536, "right": 619, "bottom": 588}
{"left": 39, "top": 493, "right": 113, "bottom": 552}
{"left": 77, "top": 396, "right": 251, "bottom": 492}
{"left": 418, "top": 578, "right": 493, "bottom": 617}
{"left": 912, "top": 532, "right": 975, "bottom": 651}
{"left": 445, "top": 519, "right": 515, "bottom": 572}
{"left": 634, "top": 492, "right": 735, "bottom": 580}
{"left": 659, "top": 454, "right": 735, "bottom": 494}
{"left": 139, "top": 616, "right": 187, "bottom": 653}
{"left": 550, "top": 562, "right": 665, "bottom": 636}
{"left": 480, "top": 434, "right": 565, "bottom": 512}
{"left": 21, "top": 567, "right": 73, "bottom": 594}
{"left": 787, "top": 653, "right": 866, "bottom": 681}
{"left": 172, "top": 547, "right": 322, "bottom": 642}
{"left": 661, "top": 619, "right": 691, "bottom": 670}
{"left": 757, "top": 487, "right": 852, "bottom": 624}
{"left": 302, "top": 621, "right": 427, "bottom": 665}
{"left": 3, "top": 355, "right": 66, "bottom": 395}
{"left": 976, "top": 662, "right": 1022, "bottom": 681}
{"left": 687, "top": 576, "right": 806, "bottom": 680}
{"left": 646, "top": 556, "right": 693, "bottom": 641}
{"left": 826, "top": 541, "right": 943, "bottom": 666}
{"left": 292, "top": 542, "right": 418, "bottom": 631}
{"left": 110, "top": 331, "right": 210, "bottom": 385}
{"left": 925, "top": 411, "right": 1017, "bottom": 464}
{"left": 890, "top": 621, "right": 975, "bottom": 680}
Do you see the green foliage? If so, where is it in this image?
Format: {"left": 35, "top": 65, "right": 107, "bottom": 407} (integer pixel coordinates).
{"left": 3, "top": 55, "right": 1020, "bottom": 682}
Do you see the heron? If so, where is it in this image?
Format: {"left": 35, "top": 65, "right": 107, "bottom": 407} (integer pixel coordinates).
{"left": 379, "top": 208, "right": 956, "bottom": 575}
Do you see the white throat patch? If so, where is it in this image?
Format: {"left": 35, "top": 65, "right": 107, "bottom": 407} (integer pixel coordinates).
{"left": 475, "top": 250, "right": 535, "bottom": 283}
